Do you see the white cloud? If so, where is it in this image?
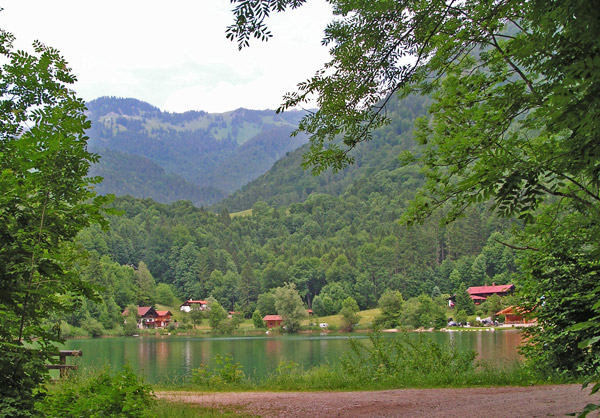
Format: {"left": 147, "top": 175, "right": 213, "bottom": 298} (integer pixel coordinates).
{"left": 0, "top": 0, "right": 332, "bottom": 113}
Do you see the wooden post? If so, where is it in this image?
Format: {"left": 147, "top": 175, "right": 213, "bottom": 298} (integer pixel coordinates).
{"left": 46, "top": 350, "right": 82, "bottom": 378}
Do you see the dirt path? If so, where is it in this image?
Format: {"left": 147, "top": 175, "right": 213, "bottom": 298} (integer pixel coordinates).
{"left": 158, "top": 384, "right": 598, "bottom": 417}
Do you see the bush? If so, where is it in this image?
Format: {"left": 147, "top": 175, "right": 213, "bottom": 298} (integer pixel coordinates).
{"left": 191, "top": 354, "right": 246, "bottom": 389}
{"left": 252, "top": 309, "right": 265, "bottom": 329}
{"left": 38, "top": 366, "right": 155, "bottom": 417}
{"left": 59, "top": 322, "right": 88, "bottom": 339}
{"left": 80, "top": 316, "right": 106, "bottom": 338}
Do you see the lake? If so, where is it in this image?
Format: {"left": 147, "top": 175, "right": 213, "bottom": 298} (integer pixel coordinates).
{"left": 62, "top": 330, "right": 523, "bottom": 384}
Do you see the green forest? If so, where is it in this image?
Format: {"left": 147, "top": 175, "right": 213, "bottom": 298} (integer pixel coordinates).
{"left": 71, "top": 94, "right": 518, "bottom": 333}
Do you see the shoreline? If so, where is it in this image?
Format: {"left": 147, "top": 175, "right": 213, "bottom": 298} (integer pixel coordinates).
{"left": 64, "top": 326, "right": 524, "bottom": 340}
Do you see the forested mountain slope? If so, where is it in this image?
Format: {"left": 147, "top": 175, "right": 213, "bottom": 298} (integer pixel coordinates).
{"left": 74, "top": 92, "right": 518, "bottom": 332}
{"left": 86, "top": 97, "right": 307, "bottom": 206}
{"left": 216, "top": 94, "right": 430, "bottom": 212}
{"left": 89, "top": 148, "right": 227, "bottom": 205}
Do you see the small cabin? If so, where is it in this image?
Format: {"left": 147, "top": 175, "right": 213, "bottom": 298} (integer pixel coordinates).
{"left": 496, "top": 306, "right": 536, "bottom": 325}
{"left": 263, "top": 314, "right": 283, "bottom": 328}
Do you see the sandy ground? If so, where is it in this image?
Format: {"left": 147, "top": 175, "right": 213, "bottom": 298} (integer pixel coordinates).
{"left": 157, "top": 384, "right": 599, "bottom": 417}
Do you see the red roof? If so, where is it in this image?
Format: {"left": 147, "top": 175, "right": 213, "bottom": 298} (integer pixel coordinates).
{"left": 121, "top": 306, "right": 156, "bottom": 316}
{"left": 156, "top": 310, "right": 172, "bottom": 316}
{"left": 263, "top": 315, "right": 282, "bottom": 321}
{"left": 496, "top": 305, "right": 531, "bottom": 315}
{"left": 181, "top": 300, "right": 208, "bottom": 306}
{"left": 468, "top": 284, "right": 514, "bottom": 295}
{"left": 137, "top": 306, "right": 154, "bottom": 316}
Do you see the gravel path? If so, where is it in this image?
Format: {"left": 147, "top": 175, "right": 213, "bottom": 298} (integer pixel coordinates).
{"left": 158, "top": 384, "right": 598, "bottom": 417}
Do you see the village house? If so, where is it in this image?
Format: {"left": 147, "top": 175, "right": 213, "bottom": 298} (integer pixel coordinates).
{"left": 122, "top": 306, "right": 173, "bottom": 329}
{"left": 180, "top": 299, "right": 210, "bottom": 312}
{"left": 263, "top": 314, "right": 283, "bottom": 328}
{"left": 467, "top": 284, "right": 515, "bottom": 304}
{"left": 155, "top": 310, "right": 173, "bottom": 328}
{"left": 497, "top": 306, "right": 536, "bottom": 325}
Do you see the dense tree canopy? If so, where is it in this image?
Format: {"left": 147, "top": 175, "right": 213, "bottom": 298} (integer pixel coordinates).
{"left": 227, "top": 0, "right": 600, "bottom": 377}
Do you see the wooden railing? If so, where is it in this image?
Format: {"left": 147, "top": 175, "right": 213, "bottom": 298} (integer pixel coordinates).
{"left": 46, "top": 350, "right": 82, "bottom": 378}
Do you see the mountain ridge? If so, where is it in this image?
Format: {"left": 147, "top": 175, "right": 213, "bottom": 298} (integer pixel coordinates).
{"left": 85, "top": 97, "right": 308, "bottom": 206}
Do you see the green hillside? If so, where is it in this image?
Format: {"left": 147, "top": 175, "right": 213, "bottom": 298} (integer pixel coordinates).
{"left": 216, "top": 94, "right": 431, "bottom": 212}
{"left": 89, "top": 148, "right": 226, "bottom": 206}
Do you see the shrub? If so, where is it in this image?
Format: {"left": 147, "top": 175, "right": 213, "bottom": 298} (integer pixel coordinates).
{"left": 80, "top": 316, "right": 106, "bottom": 338}
{"left": 37, "top": 366, "right": 155, "bottom": 417}
{"left": 191, "top": 354, "right": 246, "bottom": 389}
{"left": 252, "top": 309, "right": 265, "bottom": 329}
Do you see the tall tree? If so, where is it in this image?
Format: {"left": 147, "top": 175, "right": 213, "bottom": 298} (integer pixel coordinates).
{"left": 274, "top": 283, "right": 307, "bottom": 333}
{"left": 237, "top": 263, "right": 260, "bottom": 313}
{"left": 454, "top": 283, "right": 475, "bottom": 316}
{"left": 339, "top": 297, "right": 360, "bottom": 332}
{"left": 227, "top": 0, "right": 600, "bottom": 378}
{"left": 134, "top": 261, "right": 156, "bottom": 306}
{"left": 0, "top": 30, "right": 108, "bottom": 415}
{"left": 374, "top": 290, "right": 404, "bottom": 329}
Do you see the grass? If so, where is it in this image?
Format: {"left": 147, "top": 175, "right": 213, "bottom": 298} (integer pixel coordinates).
{"left": 152, "top": 400, "right": 257, "bottom": 418}
{"left": 308, "top": 308, "right": 381, "bottom": 329}
{"left": 230, "top": 209, "right": 253, "bottom": 217}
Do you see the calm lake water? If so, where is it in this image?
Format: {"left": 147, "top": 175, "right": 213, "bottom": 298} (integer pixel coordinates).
{"left": 62, "top": 330, "right": 523, "bottom": 384}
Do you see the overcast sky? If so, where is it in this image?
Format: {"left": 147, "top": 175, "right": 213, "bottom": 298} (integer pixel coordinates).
{"left": 1, "top": 0, "right": 333, "bottom": 113}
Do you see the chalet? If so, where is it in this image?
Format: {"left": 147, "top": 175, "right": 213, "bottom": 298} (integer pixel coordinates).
{"left": 467, "top": 284, "right": 515, "bottom": 304}
{"left": 496, "top": 306, "right": 536, "bottom": 325}
{"left": 263, "top": 314, "right": 283, "bottom": 328}
{"left": 155, "top": 310, "right": 173, "bottom": 328}
{"left": 122, "top": 306, "right": 158, "bottom": 329}
{"left": 180, "top": 300, "right": 209, "bottom": 312}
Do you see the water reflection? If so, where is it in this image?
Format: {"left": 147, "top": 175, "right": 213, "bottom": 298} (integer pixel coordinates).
{"left": 63, "top": 330, "right": 523, "bottom": 384}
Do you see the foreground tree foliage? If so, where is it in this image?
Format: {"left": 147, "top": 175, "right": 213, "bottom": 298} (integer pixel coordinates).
{"left": 0, "top": 30, "right": 108, "bottom": 416}
{"left": 227, "top": 0, "right": 600, "bottom": 381}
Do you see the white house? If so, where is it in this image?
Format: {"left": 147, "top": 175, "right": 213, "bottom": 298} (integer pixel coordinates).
{"left": 180, "top": 299, "right": 209, "bottom": 312}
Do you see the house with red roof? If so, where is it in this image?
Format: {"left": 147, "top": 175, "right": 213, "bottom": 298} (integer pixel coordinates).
{"left": 122, "top": 306, "right": 173, "bottom": 329}
{"left": 180, "top": 300, "right": 210, "bottom": 312}
{"left": 122, "top": 306, "right": 158, "bottom": 329}
{"left": 263, "top": 314, "right": 283, "bottom": 328}
{"left": 155, "top": 310, "right": 173, "bottom": 328}
{"left": 496, "top": 306, "right": 536, "bottom": 325}
{"left": 467, "top": 284, "right": 515, "bottom": 304}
